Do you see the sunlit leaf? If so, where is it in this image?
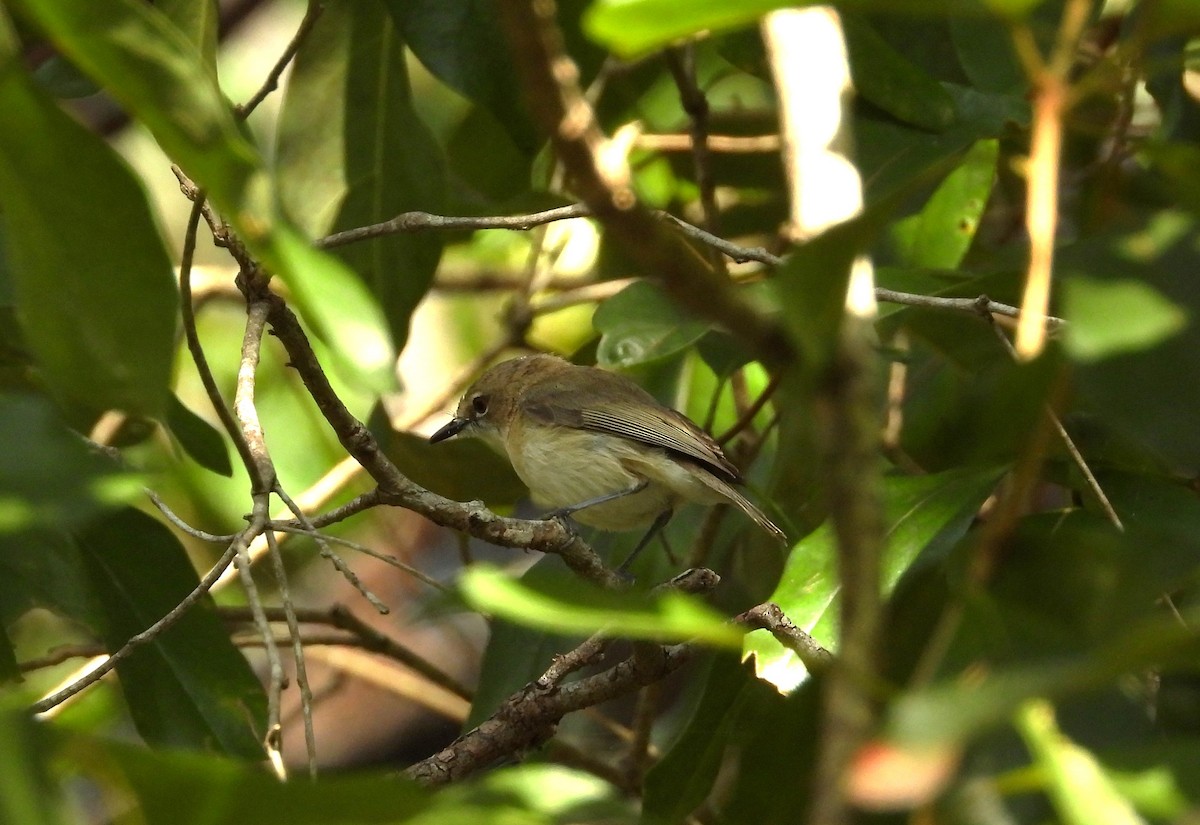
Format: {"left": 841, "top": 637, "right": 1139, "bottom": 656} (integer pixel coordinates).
{"left": 897, "top": 139, "right": 998, "bottom": 269}
{"left": 460, "top": 564, "right": 743, "bottom": 647}
{"left": 746, "top": 467, "right": 1002, "bottom": 690}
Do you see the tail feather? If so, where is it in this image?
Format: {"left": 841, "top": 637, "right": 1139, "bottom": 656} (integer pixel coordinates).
{"left": 694, "top": 470, "right": 787, "bottom": 544}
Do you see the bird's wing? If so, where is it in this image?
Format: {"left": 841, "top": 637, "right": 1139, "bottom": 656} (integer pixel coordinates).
{"left": 522, "top": 378, "right": 740, "bottom": 483}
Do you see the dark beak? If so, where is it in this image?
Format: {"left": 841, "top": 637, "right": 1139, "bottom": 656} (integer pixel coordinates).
{"left": 430, "top": 417, "right": 469, "bottom": 443}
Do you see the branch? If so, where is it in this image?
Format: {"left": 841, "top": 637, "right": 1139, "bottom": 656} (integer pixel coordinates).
{"left": 316, "top": 204, "right": 592, "bottom": 249}
{"left": 737, "top": 602, "right": 832, "bottom": 675}
{"left": 31, "top": 538, "right": 243, "bottom": 713}
{"left": 253, "top": 287, "right": 627, "bottom": 589}
{"left": 494, "top": 0, "right": 793, "bottom": 367}
{"left": 404, "top": 642, "right": 697, "bottom": 785}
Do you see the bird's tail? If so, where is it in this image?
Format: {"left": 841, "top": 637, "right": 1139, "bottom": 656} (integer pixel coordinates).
{"left": 695, "top": 471, "right": 787, "bottom": 544}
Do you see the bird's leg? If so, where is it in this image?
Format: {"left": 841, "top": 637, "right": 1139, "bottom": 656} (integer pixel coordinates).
{"left": 543, "top": 478, "right": 649, "bottom": 520}
{"left": 617, "top": 509, "right": 673, "bottom": 573}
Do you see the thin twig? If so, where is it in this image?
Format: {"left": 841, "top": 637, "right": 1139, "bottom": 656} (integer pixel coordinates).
{"left": 263, "top": 526, "right": 318, "bottom": 777}
{"left": 664, "top": 44, "right": 723, "bottom": 265}
{"left": 267, "top": 521, "right": 450, "bottom": 594}
{"left": 985, "top": 312, "right": 1123, "bottom": 531}
{"left": 221, "top": 605, "right": 473, "bottom": 701}
{"left": 716, "top": 370, "right": 783, "bottom": 445}
{"left": 316, "top": 204, "right": 593, "bottom": 249}
{"left": 273, "top": 483, "right": 389, "bottom": 614}
{"left": 736, "top": 602, "right": 832, "bottom": 675}
{"left": 31, "top": 540, "right": 243, "bottom": 713}
{"left": 146, "top": 489, "right": 236, "bottom": 543}
{"left": 235, "top": 0, "right": 325, "bottom": 120}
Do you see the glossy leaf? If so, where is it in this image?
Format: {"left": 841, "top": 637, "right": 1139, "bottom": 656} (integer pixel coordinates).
{"left": 1062, "top": 276, "right": 1188, "bottom": 362}
{"left": 746, "top": 467, "right": 1003, "bottom": 690}
{"left": 277, "top": 0, "right": 446, "bottom": 350}
{"left": 0, "top": 54, "right": 176, "bottom": 418}
{"left": 594, "top": 281, "right": 710, "bottom": 368}
{"left": 460, "top": 564, "right": 743, "bottom": 647}
{"left": 17, "top": 0, "right": 395, "bottom": 391}
{"left": 75, "top": 508, "right": 265, "bottom": 757}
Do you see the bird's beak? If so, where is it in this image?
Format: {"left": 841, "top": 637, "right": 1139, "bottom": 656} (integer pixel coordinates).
{"left": 429, "top": 417, "right": 469, "bottom": 443}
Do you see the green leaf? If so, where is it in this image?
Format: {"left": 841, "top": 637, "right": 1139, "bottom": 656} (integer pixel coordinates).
{"left": 154, "top": 0, "right": 219, "bottom": 67}
{"left": 584, "top": 0, "right": 955, "bottom": 58}
{"left": 0, "top": 393, "right": 128, "bottom": 535}
{"left": 166, "top": 394, "right": 232, "bottom": 477}
{"left": 277, "top": 0, "right": 446, "bottom": 351}
{"left": 373, "top": 411, "right": 525, "bottom": 507}
{"left": 1016, "top": 700, "right": 1148, "bottom": 825}
{"left": 899, "top": 138, "right": 998, "bottom": 269}
{"left": 466, "top": 557, "right": 587, "bottom": 728}
{"left": 0, "top": 709, "right": 63, "bottom": 825}
{"left": 383, "top": 0, "right": 539, "bottom": 153}
{"left": 843, "top": 14, "right": 957, "bottom": 132}
{"left": 75, "top": 508, "right": 265, "bottom": 757}
{"left": 642, "top": 655, "right": 755, "bottom": 824}
{"left": 594, "top": 281, "right": 710, "bottom": 368}
{"left": 1063, "top": 277, "right": 1188, "bottom": 362}
{"left": 0, "top": 55, "right": 177, "bottom": 418}
{"left": 16, "top": 0, "right": 395, "bottom": 392}
{"left": 950, "top": 11, "right": 1025, "bottom": 93}
{"left": 64, "top": 734, "right": 435, "bottom": 825}
{"left": 746, "top": 467, "right": 1003, "bottom": 689}
{"left": 885, "top": 601, "right": 1200, "bottom": 748}
{"left": 460, "top": 564, "right": 744, "bottom": 647}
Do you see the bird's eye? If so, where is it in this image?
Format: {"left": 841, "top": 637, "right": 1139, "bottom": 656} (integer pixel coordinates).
{"left": 471, "top": 394, "right": 489, "bottom": 415}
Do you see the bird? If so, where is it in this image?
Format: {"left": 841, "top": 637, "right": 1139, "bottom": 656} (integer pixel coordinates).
{"left": 429, "top": 353, "right": 785, "bottom": 566}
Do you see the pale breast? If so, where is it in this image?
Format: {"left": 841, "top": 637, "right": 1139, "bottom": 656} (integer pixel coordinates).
{"left": 506, "top": 424, "right": 685, "bottom": 531}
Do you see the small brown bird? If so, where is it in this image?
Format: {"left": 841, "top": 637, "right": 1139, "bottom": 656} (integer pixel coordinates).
{"left": 430, "top": 354, "right": 785, "bottom": 562}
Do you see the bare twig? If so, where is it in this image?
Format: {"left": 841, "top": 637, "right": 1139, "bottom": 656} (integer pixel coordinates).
{"left": 31, "top": 539, "right": 243, "bottom": 713}
{"left": 736, "top": 602, "right": 832, "bottom": 675}
{"left": 636, "top": 133, "right": 782, "bottom": 153}
{"left": 985, "top": 313, "right": 1123, "bottom": 531}
{"left": 405, "top": 642, "right": 697, "bottom": 785}
{"left": 494, "top": 0, "right": 792, "bottom": 367}
{"left": 235, "top": 0, "right": 325, "bottom": 120}
{"left": 664, "top": 44, "right": 722, "bottom": 257}
{"left": 222, "top": 605, "right": 472, "bottom": 702}
{"left": 316, "top": 204, "right": 592, "bottom": 249}
{"left": 146, "top": 489, "right": 236, "bottom": 543}
{"left": 267, "top": 521, "right": 450, "bottom": 594}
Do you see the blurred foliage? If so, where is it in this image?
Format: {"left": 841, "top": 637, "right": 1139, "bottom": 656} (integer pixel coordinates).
{"left": 0, "top": 0, "right": 1198, "bottom": 822}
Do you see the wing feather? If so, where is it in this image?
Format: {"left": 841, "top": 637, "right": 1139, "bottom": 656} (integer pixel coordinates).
{"left": 521, "top": 369, "right": 739, "bottom": 482}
